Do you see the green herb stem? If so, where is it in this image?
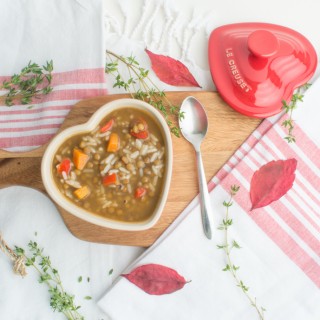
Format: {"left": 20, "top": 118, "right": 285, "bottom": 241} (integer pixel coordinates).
{"left": 281, "top": 83, "right": 311, "bottom": 143}
{"left": 15, "top": 242, "right": 84, "bottom": 320}
{"left": 0, "top": 60, "right": 53, "bottom": 107}
{"left": 105, "top": 50, "right": 183, "bottom": 137}
{"left": 219, "top": 186, "right": 266, "bottom": 320}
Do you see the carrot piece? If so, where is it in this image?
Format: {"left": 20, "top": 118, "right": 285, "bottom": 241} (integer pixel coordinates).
{"left": 57, "top": 158, "right": 71, "bottom": 175}
{"left": 73, "top": 148, "right": 90, "bottom": 170}
{"left": 107, "top": 133, "right": 120, "bottom": 152}
{"left": 74, "top": 186, "right": 90, "bottom": 200}
{"left": 102, "top": 173, "right": 118, "bottom": 186}
{"left": 134, "top": 187, "right": 147, "bottom": 198}
{"left": 100, "top": 118, "right": 114, "bottom": 133}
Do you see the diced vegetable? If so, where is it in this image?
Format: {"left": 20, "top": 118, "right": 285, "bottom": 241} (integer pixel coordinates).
{"left": 130, "top": 118, "right": 149, "bottom": 139}
{"left": 102, "top": 173, "right": 118, "bottom": 186}
{"left": 130, "top": 130, "right": 149, "bottom": 139}
{"left": 100, "top": 118, "right": 114, "bottom": 133}
{"left": 74, "top": 186, "right": 90, "bottom": 200}
{"left": 73, "top": 148, "right": 90, "bottom": 170}
{"left": 53, "top": 108, "right": 165, "bottom": 223}
{"left": 57, "top": 158, "right": 71, "bottom": 175}
{"left": 135, "top": 187, "right": 147, "bottom": 198}
{"left": 107, "top": 133, "right": 120, "bottom": 152}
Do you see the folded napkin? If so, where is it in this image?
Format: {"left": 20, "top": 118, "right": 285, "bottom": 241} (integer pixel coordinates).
{"left": 99, "top": 78, "right": 320, "bottom": 319}
{"left": 0, "top": 0, "right": 107, "bottom": 152}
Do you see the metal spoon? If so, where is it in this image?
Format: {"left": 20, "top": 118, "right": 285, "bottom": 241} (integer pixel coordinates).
{"left": 179, "top": 96, "right": 213, "bottom": 239}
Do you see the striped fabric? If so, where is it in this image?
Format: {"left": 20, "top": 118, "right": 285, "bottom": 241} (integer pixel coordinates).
{"left": 99, "top": 80, "right": 320, "bottom": 319}
{"left": 0, "top": 69, "right": 107, "bottom": 152}
{"left": 208, "top": 113, "right": 320, "bottom": 288}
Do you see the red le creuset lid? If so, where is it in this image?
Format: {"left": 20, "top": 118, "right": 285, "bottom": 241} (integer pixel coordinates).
{"left": 208, "top": 23, "right": 318, "bottom": 118}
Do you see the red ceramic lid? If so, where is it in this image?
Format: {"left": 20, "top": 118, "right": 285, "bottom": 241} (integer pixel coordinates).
{"left": 208, "top": 23, "right": 317, "bottom": 118}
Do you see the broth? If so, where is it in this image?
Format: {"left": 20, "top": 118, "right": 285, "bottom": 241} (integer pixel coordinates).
{"left": 52, "top": 107, "right": 166, "bottom": 222}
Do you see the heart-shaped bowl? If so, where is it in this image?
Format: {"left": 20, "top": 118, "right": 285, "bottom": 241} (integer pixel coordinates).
{"left": 41, "top": 99, "right": 173, "bottom": 231}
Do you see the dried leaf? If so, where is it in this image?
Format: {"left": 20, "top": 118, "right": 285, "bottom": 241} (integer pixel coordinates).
{"left": 250, "top": 159, "right": 297, "bottom": 210}
{"left": 145, "top": 49, "right": 201, "bottom": 87}
{"left": 122, "top": 263, "right": 189, "bottom": 295}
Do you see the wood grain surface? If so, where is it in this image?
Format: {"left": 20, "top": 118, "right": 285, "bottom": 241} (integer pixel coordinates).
{"left": 0, "top": 92, "right": 261, "bottom": 246}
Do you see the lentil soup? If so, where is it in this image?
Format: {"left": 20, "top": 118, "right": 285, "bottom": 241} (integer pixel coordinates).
{"left": 53, "top": 108, "right": 166, "bottom": 223}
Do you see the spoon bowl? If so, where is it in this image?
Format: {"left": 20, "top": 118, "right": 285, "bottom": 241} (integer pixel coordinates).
{"left": 179, "top": 96, "right": 213, "bottom": 239}
{"left": 180, "top": 97, "right": 209, "bottom": 149}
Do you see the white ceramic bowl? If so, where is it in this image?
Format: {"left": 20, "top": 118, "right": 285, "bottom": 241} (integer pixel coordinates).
{"left": 41, "top": 99, "right": 173, "bottom": 231}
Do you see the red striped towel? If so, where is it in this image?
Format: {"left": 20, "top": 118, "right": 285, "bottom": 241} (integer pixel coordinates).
{"left": 99, "top": 79, "right": 320, "bottom": 319}
{"left": 216, "top": 116, "right": 320, "bottom": 288}
{"left": 0, "top": 0, "right": 107, "bottom": 152}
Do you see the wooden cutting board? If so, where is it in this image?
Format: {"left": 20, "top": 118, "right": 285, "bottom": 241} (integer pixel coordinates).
{"left": 0, "top": 92, "right": 261, "bottom": 247}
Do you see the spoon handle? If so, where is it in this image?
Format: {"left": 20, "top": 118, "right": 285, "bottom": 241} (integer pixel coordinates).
{"left": 195, "top": 150, "right": 213, "bottom": 239}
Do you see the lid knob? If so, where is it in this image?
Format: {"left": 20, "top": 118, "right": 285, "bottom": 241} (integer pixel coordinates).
{"left": 248, "top": 30, "right": 279, "bottom": 58}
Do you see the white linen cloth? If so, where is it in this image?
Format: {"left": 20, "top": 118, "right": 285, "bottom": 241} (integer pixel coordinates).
{"left": 98, "top": 78, "right": 320, "bottom": 319}
{"left": 0, "top": 187, "right": 112, "bottom": 319}
{"left": 0, "top": 0, "right": 107, "bottom": 152}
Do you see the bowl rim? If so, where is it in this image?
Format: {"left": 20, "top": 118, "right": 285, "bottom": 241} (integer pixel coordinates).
{"left": 41, "top": 98, "right": 173, "bottom": 231}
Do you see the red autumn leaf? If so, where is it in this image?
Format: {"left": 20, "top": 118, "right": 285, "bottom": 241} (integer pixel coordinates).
{"left": 250, "top": 159, "right": 297, "bottom": 210}
{"left": 121, "top": 263, "right": 189, "bottom": 295}
{"left": 145, "top": 49, "right": 201, "bottom": 87}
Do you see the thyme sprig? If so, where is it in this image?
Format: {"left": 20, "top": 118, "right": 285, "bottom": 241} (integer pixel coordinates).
{"left": 105, "top": 50, "right": 184, "bottom": 137}
{"left": 0, "top": 60, "right": 53, "bottom": 107}
{"left": 15, "top": 241, "right": 84, "bottom": 320}
{"left": 218, "top": 185, "right": 266, "bottom": 320}
{"left": 281, "top": 83, "right": 311, "bottom": 143}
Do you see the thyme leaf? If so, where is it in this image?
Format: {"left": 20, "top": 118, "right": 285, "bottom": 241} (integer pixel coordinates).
{"left": 0, "top": 60, "right": 53, "bottom": 107}
{"left": 218, "top": 185, "right": 266, "bottom": 320}
{"left": 105, "top": 50, "right": 183, "bottom": 138}
{"left": 15, "top": 241, "right": 84, "bottom": 320}
{"left": 281, "top": 83, "right": 311, "bottom": 143}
